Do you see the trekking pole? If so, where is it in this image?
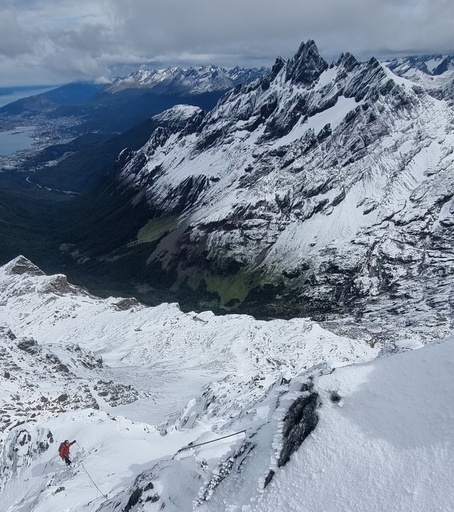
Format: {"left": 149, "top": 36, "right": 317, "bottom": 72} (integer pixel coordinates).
{"left": 80, "top": 461, "right": 108, "bottom": 499}
{"left": 75, "top": 442, "right": 109, "bottom": 500}
{"left": 175, "top": 429, "right": 247, "bottom": 455}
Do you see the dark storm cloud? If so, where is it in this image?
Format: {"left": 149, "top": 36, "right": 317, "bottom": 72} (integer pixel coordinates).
{"left": 1, "top": 0, "right": 453, "bottom": 86}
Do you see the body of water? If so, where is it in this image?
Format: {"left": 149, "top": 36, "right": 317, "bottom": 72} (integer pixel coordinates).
{"left": 0, "top": 127, "right": 36, "bottom": 155}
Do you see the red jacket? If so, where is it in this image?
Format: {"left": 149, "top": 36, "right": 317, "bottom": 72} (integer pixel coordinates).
{"left": 59, "top": 441, "right": 75, "bottom": 458}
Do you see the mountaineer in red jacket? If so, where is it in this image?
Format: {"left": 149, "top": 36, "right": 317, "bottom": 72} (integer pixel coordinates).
{"left": 58, "top": 439, "right": 76, "bottom": 465}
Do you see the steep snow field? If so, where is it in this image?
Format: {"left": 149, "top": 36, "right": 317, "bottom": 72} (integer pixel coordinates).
{"left": 0, "top": 256, "right": 453, "bottom": 511}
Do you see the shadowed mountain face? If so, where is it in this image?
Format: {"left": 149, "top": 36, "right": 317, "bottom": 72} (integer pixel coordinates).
{"left": 50, "top": 40, "right": 454, "bottom": 337}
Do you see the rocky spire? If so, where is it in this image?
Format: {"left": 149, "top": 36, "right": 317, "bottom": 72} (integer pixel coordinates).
{"left": 285, "top": 40, "right": 329, "bottom": 86}
{"left": 335, "top": 52, "right": 359, "bottom": 72}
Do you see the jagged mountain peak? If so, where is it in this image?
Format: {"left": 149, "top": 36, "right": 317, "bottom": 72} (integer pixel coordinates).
{"left": 0, "top": 255, "right": 92, "bottom": 299}
{"left": 271, "top": 56, "right": 286, "bottom": 76}
{"left": 285, "top": 39, "right": 329, "bottom": 86}
{"left": 335, "top": 52, "right": 360, "bottom": 72}
{"left": 151, "top": 104, "right": 204, "bottom": 126}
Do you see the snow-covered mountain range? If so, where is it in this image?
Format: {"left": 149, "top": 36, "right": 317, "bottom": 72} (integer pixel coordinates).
{"left": 64, "top": 40, "right": 454, "bottom": 343}
{"left": 386, "top": 54, "right": 454, "bottom": 100}
{"left": 0, "top": 255, "right": 453, "bottom": 511}
{"left": 387, "top": 54, "right": 454, "bottom": 77}
{"left": 105, "top": 66, "right": 268, "bottom": 95}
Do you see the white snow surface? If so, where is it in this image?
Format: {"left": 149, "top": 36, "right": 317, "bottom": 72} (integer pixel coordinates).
{"left": 242, "top": 336, "right": 454, "bottom": 512}
{"left": 0, "top": 256, "right": 453, "bottom": 511}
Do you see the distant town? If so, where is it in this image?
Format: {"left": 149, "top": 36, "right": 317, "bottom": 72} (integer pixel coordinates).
{"left": 0, "top": 112, "right": 80, "bottom": 172}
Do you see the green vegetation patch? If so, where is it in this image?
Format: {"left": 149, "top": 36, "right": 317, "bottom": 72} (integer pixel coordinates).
{"left": 136, "top": 216, "right": 179, "bottom": 244}
{"left": 205, "top": 273, "right": 257, "bottom": 306}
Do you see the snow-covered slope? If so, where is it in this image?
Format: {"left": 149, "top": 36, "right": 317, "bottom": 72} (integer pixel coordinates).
{"left": 68, "top": 40, "right": 454, "bottom": 340}
{"left": 0, "top": 256, "right": 452, "bottom": 511}
{"left": 386, "top": 54, "right": 454, "bottom": 100}
{"left": 227, "top": 335, "right": 454, "bottom": 512}
{"left": 387, "top": 54, "right": 454, "bottom": 76}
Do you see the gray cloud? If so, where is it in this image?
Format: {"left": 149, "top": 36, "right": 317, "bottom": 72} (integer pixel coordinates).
{"left": 0, "top": 9, "right": 32, "bottom": 57}
{"left": 107, "top": 0, "right": 454, "bottom": 62}
{"left": 1, "top": 0, "right": 453, "bottom": 86}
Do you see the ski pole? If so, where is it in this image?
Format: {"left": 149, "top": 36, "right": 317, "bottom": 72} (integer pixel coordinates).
{"left": 75, "top": 442, "right": 109, "bottom": 499}
{"left": 175, "top": 429, "right": 247, "bottom": 454}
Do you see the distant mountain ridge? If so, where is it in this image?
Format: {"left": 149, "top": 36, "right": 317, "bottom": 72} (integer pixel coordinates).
{"left": 106, "top": 65, "right": 268, "bottom": 94}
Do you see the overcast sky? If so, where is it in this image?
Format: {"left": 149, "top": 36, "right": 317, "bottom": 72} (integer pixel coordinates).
{"left": 1, "top": 0, "right": 453, "bottom": 87}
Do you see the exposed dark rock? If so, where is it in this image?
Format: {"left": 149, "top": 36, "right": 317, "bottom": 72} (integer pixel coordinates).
{"left": 164, "top": 175, "right": 209, "bottom": 214}
{"left": 124, "top": 487, "right": 143, "bottom": 511}
{"left": 113, "top": 298, "right": 140, "bottom": 311}
{"left": 317, "top": 124, "right": 332, "bottom": 142}
{"left": 196, "top": 128, "right": 225, "bottom": 151}
{"left": 16, "top": 339, "right": 38, "bottom": 353}
{"left": 143, "top": 482, "right": 154, "bottom": 492}
{"left": 264, "top": 469, "right": 275, "bottom": 487}
{"left": 263, "top": 382, "right": 319, "bottom": 488}
{"left": 336, "top": 52, "right": 359, "bottom": 72}
{"left": 330, "top": 391, "right": 342, "bottom": 403}
{"left": 115, "top": 148, "right": 135, "bottom": 170}
{"left": 270, "top": 57, "right": 286, "bottom": 80}
{"left": 7, "top": 256, "right": 45, "bottom": 276}
{"left": 277, "top": 383, "right": 319, "bottom": 467}
{"left": 47, "top": 275, "right": 73, "bottom": 294}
